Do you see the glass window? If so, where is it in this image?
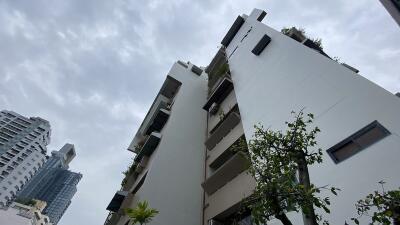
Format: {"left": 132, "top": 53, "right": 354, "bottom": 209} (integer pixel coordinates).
{"left": 327, "top": 121, "right": 390, "bottom": 163}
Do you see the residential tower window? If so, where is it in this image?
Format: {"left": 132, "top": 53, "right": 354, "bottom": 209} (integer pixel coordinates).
{"left": 327, "top": 121, "right": 390, "bottom": 163}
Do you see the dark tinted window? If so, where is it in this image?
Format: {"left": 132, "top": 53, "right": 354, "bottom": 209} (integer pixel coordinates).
{"left": 327, "top": 121, "right": 390, "bottom": 163}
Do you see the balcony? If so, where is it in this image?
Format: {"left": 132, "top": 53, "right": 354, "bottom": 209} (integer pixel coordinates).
{"left": 135, "top": 156, "right": 149, "bottom": 174}
{"left": 122, "top": 171, "right": 138, "bottom": 191}
{"left": 202, "top": 153, "right": 249, "bottom": 195}
{"left": 205, "top": 110, "right": 241, "bottom": 150}
{"left": 120, "top": 193, "right": 137, "bottom": 211}
{"left": 204, "top": 77, "right": 234, "bottom": 111}
{"left": 104, "top": 212, "right": 121, "bottom": 225}
{"left": 209, "top": 135, "right": 246, "bottom": 170}
{"left": 128, "top": 76, "right": 181, "bottom": 153}
{"left": 145, "top": 109, "right": 170, "bottom": 135}
{"left": 106, "top": 191, "right": 128, "bottom": 213}
{"left": 134, "top": 132, "right": 161, "bottom": 162}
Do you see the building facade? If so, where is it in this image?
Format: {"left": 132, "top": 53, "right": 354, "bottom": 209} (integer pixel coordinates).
{"left": 0, "top": 110, "right": 51, "bottom": 206}
{"left": 380, "top": 0, "right": 400, "bottom": 26}
{"left": 17, "top": 144, "right": 82, "bottom": 224}
{"left": 105, "top": 9, "right": 400, "bottom": 225}
{"left": 0, "top": 200, "right": 53, "bottom": 225}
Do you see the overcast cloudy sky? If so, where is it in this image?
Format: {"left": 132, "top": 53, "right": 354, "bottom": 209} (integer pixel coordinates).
{"left": 0, "top": 0, "right": 399, "bottom": 224}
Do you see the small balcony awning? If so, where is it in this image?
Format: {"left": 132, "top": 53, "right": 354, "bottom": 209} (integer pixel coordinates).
{"left": 145, "top": 109, "right": 170, "bottom": 135}
{"left": 203, "top": 77, "right": 234, "bottom": 111}
{"left": 205, "top": 112, "right": 240, "bottom": 150}
{"left": 106, "top": 191, "right": 128, "bottom": 212}
{"left": 202, "top": 153, "right": 249, "bottom": 195}
{"left": 134, "top": 132, "right": 161, "bottom": 162}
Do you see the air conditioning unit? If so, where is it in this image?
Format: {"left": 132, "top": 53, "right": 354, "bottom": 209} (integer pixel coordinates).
{"left": 208, "top": 219, "right": 224, "bottom": 225}
{"left": 209, "top": 103, "right": 219, "bottom": 115}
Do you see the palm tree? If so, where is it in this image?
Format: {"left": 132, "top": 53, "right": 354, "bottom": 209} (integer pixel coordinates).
{"left": 124, "top": 201, "right": 159, "bottom": 225}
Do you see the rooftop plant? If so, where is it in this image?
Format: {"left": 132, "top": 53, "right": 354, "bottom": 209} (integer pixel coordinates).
{"left": 15, "top": 198, "right": 36, "bottom": 207}
{"left": 281, "top": 27, "right": 323, "bottom": 50}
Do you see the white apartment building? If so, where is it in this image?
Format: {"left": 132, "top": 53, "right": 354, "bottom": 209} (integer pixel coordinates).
{"left": 105, "top": 9, "right": 400, "bottom": 225}
{"left": 0, "top": 200, "right": 53, "bottom": 225}
{"left": 0, "top": 110, "right": 51, "bottom": 206}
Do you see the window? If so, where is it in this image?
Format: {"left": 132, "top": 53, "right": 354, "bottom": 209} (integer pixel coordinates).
{"left": 5, "top": 113, "right": 16, "bottom": 118}
{"left": 327, "top": 121, "right": 390, "bottom": 163}
{"left": 252, "top": 34, "right": 271, "bottom": 56}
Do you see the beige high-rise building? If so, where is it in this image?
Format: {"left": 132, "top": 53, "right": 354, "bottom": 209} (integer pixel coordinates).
{"left": 0, "top": 200, "right": 53, "bottom": 225}
{"left": 104, "top": 9, "right": 400, "bottom": 225}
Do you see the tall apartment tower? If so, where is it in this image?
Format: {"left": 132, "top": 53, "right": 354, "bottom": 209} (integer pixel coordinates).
{"left": 104, "top": 9, "right": 400, "bottom": 225}
{"left": 380, "top": 0, "right": 400, "bottom": 26}
{"left": 0, "top": 110, "right": 50, "bottom": 207}
{"left": 17, "top": 144, "right": 82, "bottom": 224}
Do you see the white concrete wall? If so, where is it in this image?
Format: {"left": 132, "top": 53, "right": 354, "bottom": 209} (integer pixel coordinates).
{"left": 227, "top": 14, "right": 400, "bottom": 224}
{"left": 127, "top": 62, "right": 207, "bottom": 225}
{"left": 0, "top": 207, "right": 31, "bottom": 225}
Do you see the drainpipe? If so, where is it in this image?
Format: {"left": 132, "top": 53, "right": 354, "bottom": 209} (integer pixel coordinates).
{"left": 202, "top": 107, "right": 209, "bottom": 225}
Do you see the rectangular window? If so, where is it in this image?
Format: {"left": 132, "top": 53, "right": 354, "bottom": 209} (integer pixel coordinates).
{"left": 252, "top": 34, "right": 271, "bottom": 56}
{"left": 327, "top": 121, "right": 390, "bottom": 163}
{"left": 10, "top": 121, "right": 26, "bottom": 129}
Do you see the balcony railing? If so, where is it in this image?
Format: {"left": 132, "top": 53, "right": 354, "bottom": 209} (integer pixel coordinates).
{"left": 104, "top": 212, "right": 121, "bottom": 225}
{"left": 209, "top": 136, "right": 246, "bottom": 170}
{"left": 134, "top": 132, "right": 161, "bottom": 162}
{"left": 205, "top": 110, "right": 241, "bottom": 150}
{"left": 202, "top": 152, "right": 249, "bottom": 195}
{"left": 135, "top": 156, "right": 149, "bottom": 174}
{"left": 145, "top": 108, "right": 170, "bottom": 135}
{"left": 106, "top": 191, "right": 128, "bottom": 213}
{"left": 204, "top": 76, "right": 234, "bottom": 112}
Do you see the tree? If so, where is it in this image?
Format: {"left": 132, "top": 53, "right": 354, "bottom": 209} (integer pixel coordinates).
{"left": 235, "top": 111, "right": 339, "bottom": 225}
{"left": 351, "top": 181, "right": 400, "bottom": 225}
{"left": 125, "top": 201, "right": 159, "bottom": 225}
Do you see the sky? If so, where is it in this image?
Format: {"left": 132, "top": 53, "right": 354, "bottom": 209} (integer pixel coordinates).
{"left": 0, "top": 0, "right": 399, "bottom": 224}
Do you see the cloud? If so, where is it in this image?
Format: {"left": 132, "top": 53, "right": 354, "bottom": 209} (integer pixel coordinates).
{"left": 0, "top": 0, "right": 399, "bottom": 225}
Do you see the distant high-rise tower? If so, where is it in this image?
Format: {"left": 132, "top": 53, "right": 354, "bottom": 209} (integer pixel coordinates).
{"left": 0, "top": 110, "right": 51, "bottom": 206}
{"left": 17, "top": 144, "right": 82, "bottom": 224}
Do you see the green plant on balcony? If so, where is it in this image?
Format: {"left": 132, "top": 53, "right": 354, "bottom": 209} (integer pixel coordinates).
{"left": 281, "top": 27, "right": 323, "bottom": 50}
{"left": 15, "top": 198, "right": 36, "bottom": 207}
{"left": 121, "top": 160, "right": 138, "bottom": 187}
{"left": 218, "top": 110, "right": 226, "bottom": 121}
{"left": 134, "top": 138, "right": 147, "bottom": 153}
{"left": 125, "top": 201, "right": 158, "bottom": 225}
{"left": 208, "top": 62, "right": 230, "bottom": 94}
